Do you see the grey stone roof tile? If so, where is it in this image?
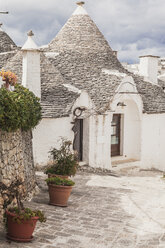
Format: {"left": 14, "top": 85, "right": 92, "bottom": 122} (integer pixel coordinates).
{"left": 0, "top": 51, "right": 17, "bottom": 69}
{"left": 0, "top": 30, "right": 17, "bottom": 53}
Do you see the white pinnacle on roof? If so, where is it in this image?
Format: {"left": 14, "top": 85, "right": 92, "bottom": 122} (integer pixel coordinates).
{"left": 22, "top": 30, "right": 39, "bottom": 51}
{"left": 73, "top": 1, "right": 88, "bottom": 16}
{"left": 0, "top": 23, "right": 4, "bottom": 32}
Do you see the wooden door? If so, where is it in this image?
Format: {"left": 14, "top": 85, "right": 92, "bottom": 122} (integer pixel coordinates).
{"left": 111, "top": 114, "right": 121, "bottom": 156}
{"left": 72, "top": 119, "right": 83, "bottom": 161}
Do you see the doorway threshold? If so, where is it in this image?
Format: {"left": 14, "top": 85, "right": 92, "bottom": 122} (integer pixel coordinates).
{"left": 111, "top": 157, "right": 140, "bottom": 173}
{"left": 112, "top": 157, "right": 138, "bottom": 167}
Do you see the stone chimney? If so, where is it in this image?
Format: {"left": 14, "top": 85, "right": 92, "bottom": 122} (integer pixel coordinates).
{"left": 139, "top": 55, "right": 159, "bottom": 84}
{"left": 21, "top": 30, "right": 41, "bottom": 98}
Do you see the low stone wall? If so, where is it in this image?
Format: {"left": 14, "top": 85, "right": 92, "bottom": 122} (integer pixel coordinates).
{"left": 0, "top": 129, "right": 36, "bottom": 220}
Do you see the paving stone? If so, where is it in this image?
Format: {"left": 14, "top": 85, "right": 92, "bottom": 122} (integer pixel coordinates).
{"left": 0, "top": 170, "right": 165, "bottom": 247}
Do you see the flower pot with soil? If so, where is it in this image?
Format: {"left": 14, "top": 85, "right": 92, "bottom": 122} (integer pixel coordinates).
{"left": 46, "top": 177, "right": 75, "bottom": 207}
{"left": 6, "top": 208, "right": 46, "bottom": 242}
{"left": 1, "top": 179, "right": 46, "bottom": 242}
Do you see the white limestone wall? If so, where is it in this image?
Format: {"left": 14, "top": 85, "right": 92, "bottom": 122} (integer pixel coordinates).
{"left": 110, "top": 78, "right": 143, "bottom": 163}
{"left": 88, "top": 113, "right": 111, "bottom": 169}
{"left": 22, "top": 51, "right": 41, "bottom": 98}
{"left": 141, "top": 113, "right": 165, "bottom": 171}
{"left": 32, "top": 117, "right": 73, "bottom": 166}
{"left": 71, "top": 91, "right": 93, "bottom": 166}
{"left": 83, "top": 117, "right": 89, "bottom": 163}
{"left": 122, "top": 100, "right": 141, "bottom": 160}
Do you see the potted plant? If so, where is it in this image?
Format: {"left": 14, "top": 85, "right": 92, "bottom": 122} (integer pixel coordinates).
{"left": 46, "top": 177, "right": 75, "bottom": 207}
{"left": 1, "top": 179, "right": 46, "bottom": 242}
{"left": 45, "top": 139, "right": 79, "bottom": 179}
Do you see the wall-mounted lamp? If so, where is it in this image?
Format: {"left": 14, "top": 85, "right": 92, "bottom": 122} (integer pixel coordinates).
{"left": 117, "top": 102, "right": 126, "bottom": 108}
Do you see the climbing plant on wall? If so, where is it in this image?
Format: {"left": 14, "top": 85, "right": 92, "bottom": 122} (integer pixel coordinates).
{"left": 0, "top": 71, "right": 42, "bottom": 132}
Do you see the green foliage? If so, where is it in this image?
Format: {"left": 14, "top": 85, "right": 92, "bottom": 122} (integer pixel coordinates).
{"left": 8, "top": 207, "right": 46, "bottom": 224}
{"left": 1, "top": 179, "right": 46, "bottom": 228}
{"left": 46, "top": 177, "right": 75, "bottom": 186}
{"left": 0, "top": 84, "right": 41, "bottom": 132}
{"left": 45, "top": 139, "right": 79, "bottom": 176}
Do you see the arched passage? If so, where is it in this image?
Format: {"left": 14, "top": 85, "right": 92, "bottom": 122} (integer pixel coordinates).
{"left": 110, "top": 90, "right": 143, "bottom": 162}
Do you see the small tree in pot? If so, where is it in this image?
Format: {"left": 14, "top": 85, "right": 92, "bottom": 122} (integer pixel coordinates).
{"left": 45, "top": 139, "right": 79, "bottom": 178}
{"left": 1, "top": 179, "right": 46, "bottom": 242}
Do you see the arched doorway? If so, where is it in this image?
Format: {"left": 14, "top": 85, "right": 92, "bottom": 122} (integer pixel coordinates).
{"left": 72, "top": 118, "right": 83, "bottom": 161}
{"left": 111, "top": 98, "right": 142, "bottom": 160}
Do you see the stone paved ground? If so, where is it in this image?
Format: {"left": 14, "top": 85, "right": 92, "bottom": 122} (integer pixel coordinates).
{"left": 0, "top": 168, "right": 165, "bottom": 248}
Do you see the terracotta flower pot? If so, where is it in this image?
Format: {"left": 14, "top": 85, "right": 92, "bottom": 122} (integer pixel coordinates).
{"left": 48, "top": 184, "right": 73, "bottom": 207}
{"left": 6, "top": 210, "right": 39, "bottom": 242}
{"left": 48, "top": 173, "right": 68, "bottom": 179}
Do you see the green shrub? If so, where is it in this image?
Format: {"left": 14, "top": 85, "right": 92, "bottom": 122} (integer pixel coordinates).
{"left": 1, "top": 179, "right": 46, "bottom": 228}
{"left": 46, "top": 177, "right": 75, "bottom": 186}
{"left": 0, "top": 84, "right": 41, "bottom": 132}
{"left": 8, "top": 207, "right": 46, "bottom": 224}
{"left": 45, "top": 139, "right": 79, "bottom": 176}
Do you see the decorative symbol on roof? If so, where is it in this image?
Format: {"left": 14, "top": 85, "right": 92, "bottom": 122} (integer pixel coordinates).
{"left": 76, "top": 1, "right": 85, "bottom": 6}
{"left": 27, "top": 30, "right": 34, "bottom": 37}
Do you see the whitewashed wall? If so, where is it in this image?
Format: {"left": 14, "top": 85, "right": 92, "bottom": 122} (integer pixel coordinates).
{"left": 32, "top": 117, "right": 73, "bottom": 166}
{"left": 72, "top": 91, "right": 112, "bottom": 169}
{"left": 72, "top": 91, "right": 93, "bottom": 166}
{"left": 110, "top": 78, "right": 143, "bottom": 164}
{"left": 122, "top": 99, "right": 141, "bottom": 160}
{"left": 141, "top": 113, "right": 165, "bottom": 171}
{"left": 88, "top": 113, "right": 111, "bottom": 169}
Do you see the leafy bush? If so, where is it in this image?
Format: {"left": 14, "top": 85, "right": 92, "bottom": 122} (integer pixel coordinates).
{"left": 0, "top": 84, "right": 41, "bottom": 132}
{"left": 7, "top": 207, "right": 46, "bottom": 224}
{"left": 46, "top": 177, "right": 75, "bottom": 186}
{"left": 45, "top": 139, "right": 79, "bottom": 176}
{"left": 1, "top": 179, "right": 46, "bottom": 227}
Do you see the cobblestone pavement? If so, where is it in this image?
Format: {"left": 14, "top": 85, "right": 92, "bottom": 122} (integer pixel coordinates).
{"left": 0, "top": 168, "right": 165, "bottom": 248}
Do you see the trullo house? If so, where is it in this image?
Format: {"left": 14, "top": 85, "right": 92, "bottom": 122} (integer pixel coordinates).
{"left": 1, "top": 2, "right": 165, "bottom": 171}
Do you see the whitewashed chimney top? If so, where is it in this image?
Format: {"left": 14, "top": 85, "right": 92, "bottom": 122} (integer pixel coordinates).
{"left": 73, "top": 2, "right": 88, "bottom": 15}
{"left": 22, "top": 30, "right": 39, "bottom": 51}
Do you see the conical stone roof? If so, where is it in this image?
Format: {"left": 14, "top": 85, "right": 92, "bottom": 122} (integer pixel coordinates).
{"left": 45, "top": 3, "right": 165, "bottom": 115}
{"left": 0, "top": 27, "right": 17, "bottom": 53}
{"left": 48, "top": 5, "right": 113, "bottom": 54}
{"left": 47, "top": 3, "right": 125, "bottom": 81}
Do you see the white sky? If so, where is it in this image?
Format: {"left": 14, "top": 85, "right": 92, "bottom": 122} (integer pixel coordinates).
{"left": 0, "top": 0, "right": 165, "bottom": 63}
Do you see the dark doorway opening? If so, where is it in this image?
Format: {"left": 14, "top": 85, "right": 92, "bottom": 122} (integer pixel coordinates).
{"left": 72, "top": 119, "right": 83, "bottom": 161}
{"left": 111, "top": 114, "right": 121, "bottom": 156}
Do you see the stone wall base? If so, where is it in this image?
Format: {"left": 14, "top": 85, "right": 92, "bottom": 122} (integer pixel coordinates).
{"left": 0, "top": 129, "right": 36, "bottom": 222}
